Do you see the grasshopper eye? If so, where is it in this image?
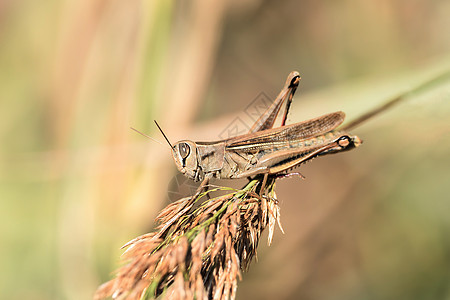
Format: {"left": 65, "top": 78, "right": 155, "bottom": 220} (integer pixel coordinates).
{"left": 179, "top": 143, "right": 190, "bottom": 159}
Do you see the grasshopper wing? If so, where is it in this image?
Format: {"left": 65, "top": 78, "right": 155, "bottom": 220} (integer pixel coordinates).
{"left": 226, "top": 111, "right": 345, "bottom": 151}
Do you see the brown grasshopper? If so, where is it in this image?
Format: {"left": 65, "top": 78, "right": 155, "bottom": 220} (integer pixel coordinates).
{"left": 151, "top": 71, "right": 361, "bottom": 237}
{"left": 158, "top": 71, "right": 361, "bottom": 187}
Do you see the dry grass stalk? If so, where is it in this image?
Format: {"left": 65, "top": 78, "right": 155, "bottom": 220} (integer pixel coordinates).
{"left": 95, "top": 178, "right": 283, "bottom": 300}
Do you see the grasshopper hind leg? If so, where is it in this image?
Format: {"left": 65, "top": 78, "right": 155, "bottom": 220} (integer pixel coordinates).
{"left": 249, "top": 71, "right": 301, "bottom": 133}
{"left": 280, "top": 74, "right": 300, "bottom": 127}
{"left": 274, "top": 172, "right": 306, "bottom": 180}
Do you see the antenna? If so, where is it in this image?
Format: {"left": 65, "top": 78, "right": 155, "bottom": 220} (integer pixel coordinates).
{"left": 130, "top": 127, "right": 164, "bottom": 146}
{"left": 154, "top": 120, "right": 173, "bottom": 148}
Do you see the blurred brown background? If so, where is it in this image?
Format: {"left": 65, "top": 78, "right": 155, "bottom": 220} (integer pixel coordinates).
{"left": 1, "top": 0, "right": 449, "bottom": 299}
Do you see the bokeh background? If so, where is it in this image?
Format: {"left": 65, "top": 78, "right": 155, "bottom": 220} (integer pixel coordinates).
{"left": 1, "top": 0, "right": 450, "bottom": 299}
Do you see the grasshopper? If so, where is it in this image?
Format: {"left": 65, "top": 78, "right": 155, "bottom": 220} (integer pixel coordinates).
{"left": 152, "top": 71, "right": 361, "bottom": 237}
{"left": 159, "top": 71, "right": 361, "bottom": 186}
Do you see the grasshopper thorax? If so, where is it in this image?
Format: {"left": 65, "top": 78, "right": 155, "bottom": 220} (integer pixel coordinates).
{"left": 172, "top": 140, "right": 199, "bottom": 181}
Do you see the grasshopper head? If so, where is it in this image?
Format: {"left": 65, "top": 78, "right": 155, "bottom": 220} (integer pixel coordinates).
{"left": 172, "top": 140, "right": 199, "bottom": 180}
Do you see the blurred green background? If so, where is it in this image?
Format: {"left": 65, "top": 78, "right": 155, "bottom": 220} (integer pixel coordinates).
{"left": 1, "top": 0, "right": 449, "bottom": 299}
